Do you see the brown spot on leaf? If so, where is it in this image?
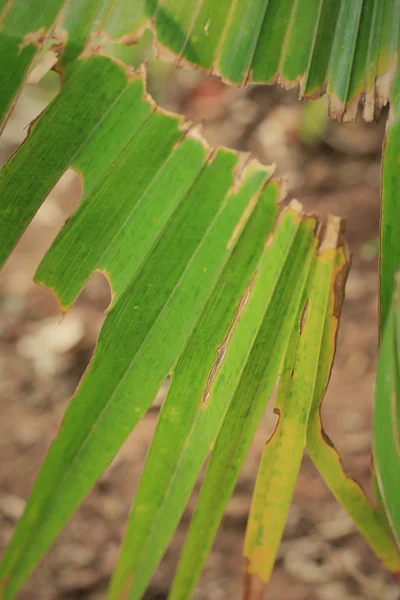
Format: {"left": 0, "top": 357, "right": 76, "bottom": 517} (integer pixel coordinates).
{"left": 18, "top": 28, "right": 46, "bottom": 53}
{"left": 318, "top": 214, "right": 343, "bottom": 255}
{"left": 299, "top": 299, "right": 309, "bottom": 334}
{"left": 263, "top": 407, "right": 281, "bottom": 446}
{"left": 118, "top": 571, "right": 134, "bottom": 600}
{"left": 333, "top": 247, "right": 351, "bottom": 320}
{"left": 242, "top": 562, "right": 266, "bottom": 600}
{"left": 202, "top": 273, "right": 257, "bottom": 405}
{"left": 320, "top": 422, "right": 335, "bottom": 449}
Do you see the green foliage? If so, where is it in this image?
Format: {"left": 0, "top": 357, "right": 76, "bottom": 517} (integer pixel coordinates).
{"left": 381, "top": 60, "right": 400, "bottom": 330}
{"left": 111, "top": 198, "right": 316, "bottom": 600}
{"left": 1, "top": 1, "right": 400, "bottom": 599}
{"left": 0, "top": 0, "right": 65, "bottom": 129}
{"left": 129, "top": 0, "right": 398, "bottom": 119}
{"left": 171, "top": 218, "right": 339, "bottom": 600}
{"left": 374, "top": 277, "right": 400, "bottom": 545}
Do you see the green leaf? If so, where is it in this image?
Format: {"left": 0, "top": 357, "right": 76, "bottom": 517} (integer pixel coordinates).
{"left": 0, "top": 56, "right": 129, "bottom": 268}
{"left": 0, "top": 0, "right": 65, "bottom": 131}
{"left": 4, "top": 0, "right": 396, "bottom": 131}
{"left": 0, "top": 50, "right": 282, "bottom": 598}
{"left": 0, "top": 156, "right": 274, "bottom": 600}
{"left": 243, "top": 217, "right": 349, "bottom": 595}
{"left": 108, "top": 180, "right": 276, "bottom": 599}
{"left": 374, "top": 276, "right": 400, "bottom": 546}
{"left": 306, "top": 234, "right": 400, "bottom": 574}
{"left": 57, "top": 0, "right": 155, "bottom": 70}
{"left": 136, "top": 0, "right": 398, "bottom": 121}
{"left": 380, "top": 30, "right": 400, "bottom": 330}
{"left": 167, "top": 206, "right": 319, "bottom": 600}
{"left": 109, "top": 196, "right": 320, "bottom": 600}
{"left": 0, "top": 0, "right": 155, "bottom": 130}
{"left": 57, "top": 0, "right": 110, "bottom": 69}
{"left": 2, "top": 2, "right": 398, "bottom": 598}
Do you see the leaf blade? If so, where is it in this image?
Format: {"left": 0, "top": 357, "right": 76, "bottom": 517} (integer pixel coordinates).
{"left": 307, "top": 243, "right": 400, "bottom": 573}
{"left": 0, "top": 0, "right": 66, "bottom": 131}
{"left": 168, "top": 206, "right": 319, "bottom": 600}
{"left": 109, "top": 175, "right": 280, "bottom": 600}
{"left": 373, "top": 278, "right": 400, "bottom": 547}
{"left": 243, "top": 217, "right": 348, "bottom": 595}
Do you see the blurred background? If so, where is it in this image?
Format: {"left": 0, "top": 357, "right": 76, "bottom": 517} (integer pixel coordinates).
{"left": 0, "top": 37, "right": 397, "bottom": 600}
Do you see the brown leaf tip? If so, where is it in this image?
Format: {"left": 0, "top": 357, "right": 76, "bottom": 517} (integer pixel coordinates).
{"left": 318, "top": 215, "right": 346, "bottom": 254}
